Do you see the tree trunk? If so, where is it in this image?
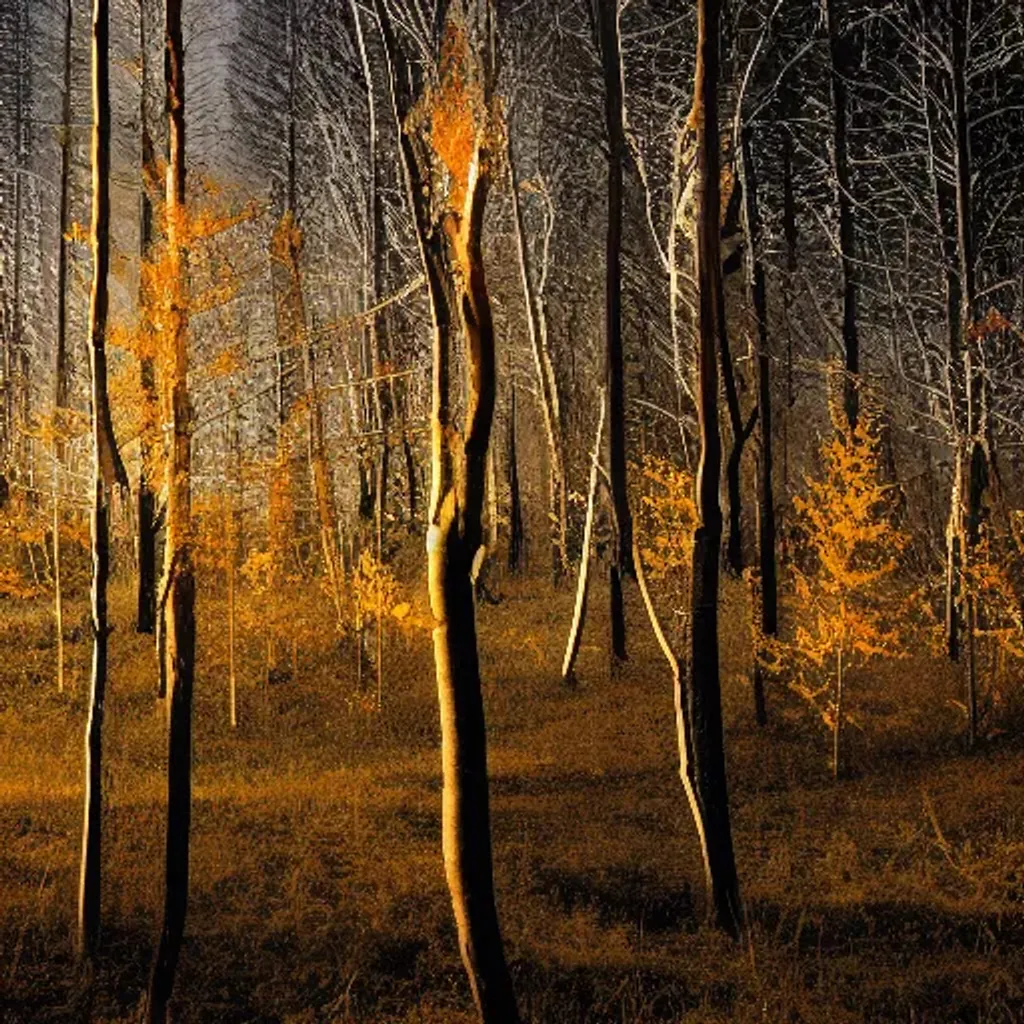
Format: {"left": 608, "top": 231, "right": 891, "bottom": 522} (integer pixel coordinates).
{"left": 833, "top": 644, "right": 844, "bottom": 780}
{"left": 55, "top": 0, "right": 72, "bottom": 415}
{"left": 78, "top": 0, "right": 127, "bottom": 963}
{"left": 824, "top": 0, "right": 860, "bottom": 431}
{"left": 137, "top": 0, "right": 160, "bottom": 635}
{"left": 506, "top": 385, "right": 524, "bottom": 574}
{"left": 375, "top": 3, "right": 520, "bottom": 1018}
{"left": 596, "top": 0, "right": 632, "bottom": 663}
{"left": 508, "top": 135, "right": 567, "bottom": 582}
{"left": 147, "top": 3, "right": 194, "bottom": 1019}
{"left": 739, "top": 127, "right": 776, "bottom": 727}
{"left": 561, "top": 395, "right": 605, "bottom": 686}
{"left": 689, "top": 0, "right": 741, "bottom": 938}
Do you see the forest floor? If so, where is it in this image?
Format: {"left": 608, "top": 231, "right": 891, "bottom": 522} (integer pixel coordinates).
{"left": 2, "top": 565, "right": 1024, "bottom": 1023}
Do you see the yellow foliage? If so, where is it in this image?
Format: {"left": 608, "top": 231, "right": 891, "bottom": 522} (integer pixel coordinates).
{"left": 785, "top": 406, "right": 911, "bottom": 732}
{"left": 636, "top": 454, "right": 696, "bottom": 581}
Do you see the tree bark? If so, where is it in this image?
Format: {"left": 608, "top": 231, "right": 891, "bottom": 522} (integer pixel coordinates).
{"left": 508, "top": 135, "right": 567, "bottom": 582}
{"left": 506, "top": 385, "right": 524, "bottom": 573}
{"left": 823, "top": 0, "right": 860, "bottom": 431}
{"left": 690, "top": 0, "right": 741, "bottom": 938}
{"left": 375, "top": 2, "right": 520, "bottom": 1018}
{"left": 596, "top": 0, "right": 632, "bottom": 663}
{"left": 137, "top": 0, "right": 160, "bottom": 635}
{"left": 78, "top": 0, "right": 127, "bottom": 963}
{"left": 738, "top": 126, "right": 776, "bottom": 727}
{"left": 561, "top": 396, "right": 605, "bottom": 686}
{"left": 147, "top": 3, "right": 194, "bottom": 1019}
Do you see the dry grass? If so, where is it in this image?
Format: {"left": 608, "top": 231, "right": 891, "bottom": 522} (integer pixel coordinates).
{"left": 2, "top": 568, "right": 1024, "bottom": 1022}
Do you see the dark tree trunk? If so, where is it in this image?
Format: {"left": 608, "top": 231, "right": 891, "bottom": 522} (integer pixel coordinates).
{"left": 596, "top": 0, "right": 632, "bottom": 663}
{"left": 147, "top": 2, "right": 194, "bottom": 1019}
{"left": 79, "top": 0, "right": 127, "bottom": 963}
{"left": 690, "top": 0, "right": 741, "bottom": 938}
{"left": 740, "top": 127, "right": 775, "bottom": 728}
{"left": 824, "top": 0, "right": 860, "bottom": 431}
{"left": 136, "top": 0, "right": 159, "bottom": 635}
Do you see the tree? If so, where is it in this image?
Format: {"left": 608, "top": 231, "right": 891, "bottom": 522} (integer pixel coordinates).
{"left": 788, "top": 406, "right": 909, "bottom": 779}
{"left": 78, "top": 0, "right": 128, "bottom": 964}
{"left": 147, "top": 1, "right": 195, "bottom": 1019}
{"left": 595, "top": 0, "right": 633, "bottom": 664}
{"left": 688, "top": 0, "right": 741, "bottom": 939}
{"left": 374, "top": 0, "right": 520, "bottom": 1019}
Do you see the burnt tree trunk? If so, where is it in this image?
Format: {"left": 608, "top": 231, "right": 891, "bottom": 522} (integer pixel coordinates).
{"left": 824, "top": 0, "right": 860, "bottom": 431}
{"left": 690, "top": 0, "right": 742, "bottom": 938}
{"left": 596, "top": 0, "right": 632, "bottom": 663}
{"left": 740, "top": 126, "right": 775, "bottom": 728}
{"left": 147, "top": 3, "right": 194, "bottom": 1019}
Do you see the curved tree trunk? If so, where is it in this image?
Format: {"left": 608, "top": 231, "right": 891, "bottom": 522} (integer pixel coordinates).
{"left": 375, "top": 2, "right": 520, "bottom": 1019}
{"left": 690, "top": 0, "right": 741, "bottom": 938}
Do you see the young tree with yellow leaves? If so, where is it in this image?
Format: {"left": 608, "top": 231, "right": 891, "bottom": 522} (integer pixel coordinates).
{"left": 789, "top": 404, "right": 909, "bottom": 779}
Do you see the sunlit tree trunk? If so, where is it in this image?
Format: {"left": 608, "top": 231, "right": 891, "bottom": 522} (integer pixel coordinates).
{"left": 690, "top": 0, "right": 741, "bottom": 938}
{"left": 376, "top": 2, "right": 520, "bottom": 1017}
{"left": 78, "top": 0, "right": 127, "bottom": 964}
{"left": 147, "top": 2, "right": 194, "bottom": 1019}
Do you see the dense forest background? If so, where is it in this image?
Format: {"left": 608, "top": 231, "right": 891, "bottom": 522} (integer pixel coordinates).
{"left": 4, "top": 0, "right": 1024, "bottom": 1021}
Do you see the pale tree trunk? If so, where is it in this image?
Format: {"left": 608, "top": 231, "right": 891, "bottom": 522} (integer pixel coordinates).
{"left": 507, "top": 136, "right": 567, "bottom": 582}
{"left": 689, "top": 0, "right": 741, "bottom": 938}
{"left": 506, "top": 385, "right": 524, "bottom": 573}
{"left": 147, "top": 3, "right": 194, "bottom": 1019}
{"left": 376, "top": 1, "right": 520, "bottom": 1017}
{"left": 561, "top": 394, "right": 605, "bottom": 686}
{"left": 596, "top": 0, "right": 633, "bottom": 663}
{"left": 53, "top": 0, "right": 71, "bottom": 695}
{"left": 78, "top": 0, "right": 128, "bottom": 963}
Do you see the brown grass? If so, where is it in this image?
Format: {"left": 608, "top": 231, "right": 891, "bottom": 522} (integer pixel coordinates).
{"left": 1, "top": 567, "right": 1024, "bottom": 1023}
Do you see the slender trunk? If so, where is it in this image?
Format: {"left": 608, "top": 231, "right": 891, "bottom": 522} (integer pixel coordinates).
{"left": 561, "top": 395, "right": 605, "bottom": 686}
{"left": 690, "top": 0, "right": 741, "bottom": 938}
{"left": 55, "top": 0, "right": 73, "bottom": 414}
{"left": 780, "top": 113, "right": 797, "bottom": 562}
{"left": 54, "top": 463, "right": 64, "bottom": 694}
{"left": 137, "top": 0, "right": 160, "bottom": 634}
{"left": 833, "top": 644, "right": 844, "bottom": 780}
{"left": 965, "top": 590, "right": 977, "bottom": 750}
{"left": 508, "top": 136, "right": 567, "bottom": 581}
{"left": 597, "top": 0, "right": 632, "bottom": 663}
{"left": 147, "top": 3, "right": 194, "bottom": 1019}
{"left": 79, "top": 0, "right": 125, "bottom": 962}
{"left": 403, "top": 430, "right": 418, "bottom": 525}
{"left": 633, "top": 538, "right": 714, "bottom": 899}
{"left": 824, "top": 0, "right": 859, "bottom": 431}
{"left": 506, "top": 386, "right": 524, "bottom": 573}
{"left": 739, "top": 127, "right": 775, "bottom": 727}
{"left": 374, "top": 4, "right": 520, "bottom": 1016}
